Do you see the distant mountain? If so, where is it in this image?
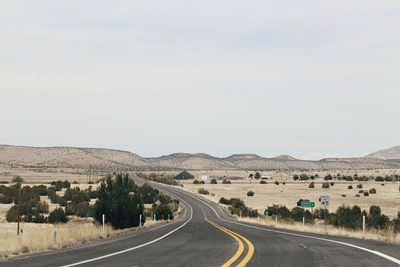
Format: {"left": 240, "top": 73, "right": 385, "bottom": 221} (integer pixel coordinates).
{"left": 366, "top": 146, "right": 400, "bottom": 159}
{"left": 1, "top": 144, "right": 400, "bottom": 171}
{"left": 274, "top": 155, "right": 296, "bottom": 160}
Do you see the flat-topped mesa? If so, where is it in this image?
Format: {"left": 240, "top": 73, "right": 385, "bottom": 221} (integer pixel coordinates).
{"left": 225, "top": 154, "right": 262, "bottom": 160}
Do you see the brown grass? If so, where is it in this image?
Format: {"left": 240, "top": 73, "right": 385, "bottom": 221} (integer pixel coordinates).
{"left": 236, "top": 216, "right": 400, "bottom": 244}
{"left": 182, "top": 180, "right": 400, "bottom": 218}
{"left": 0, "top": 219, "right": 167, "bottom": 259}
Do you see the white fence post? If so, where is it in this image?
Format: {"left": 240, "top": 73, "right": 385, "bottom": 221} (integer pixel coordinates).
{"left": 102, "top": 214, "right": 105, "bottom": 233}
{"left": 139, "top": 214, "right": 142, "bottom": 227}
{"left": 302, "top": 216, "right": 305, "bottom": 226}
{"left": 53, "top": 231, "right": 57, "bottom": 243}
{"left": 362, "top": 215, "right": 365, "bottom": 233}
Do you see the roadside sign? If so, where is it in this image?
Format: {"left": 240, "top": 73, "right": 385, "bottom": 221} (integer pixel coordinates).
{"left": 300, "top": 201, "right": 315, "bottom": 208}
{"left": 320, "top": 195, "right": 330, "bottom": 206}
{"left": 264, "top": 211, "right": 269, "bottom": 216}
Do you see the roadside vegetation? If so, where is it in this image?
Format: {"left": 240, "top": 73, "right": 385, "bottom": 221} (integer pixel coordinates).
{"left": 136, "top": 172, "right": 178, "bottom": 186}
{"left": 0, "top": 173, "right": 179, "bottom": 258}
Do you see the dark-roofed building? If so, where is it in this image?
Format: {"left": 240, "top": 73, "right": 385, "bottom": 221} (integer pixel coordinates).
{"left": 175, "top": 171, "right": 194, "bottom": 180}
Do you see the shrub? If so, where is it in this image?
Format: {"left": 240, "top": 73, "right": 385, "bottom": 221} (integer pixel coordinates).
{"left": 299, "top": 174, "right": 309, "bottom": 180}
{"left": 48, "top": 208, "right": 68, "bottom": 223}
{"left": 247, "top": 191, "right": 254, "bottom": 197}
{"left": 154, "top": 204, "right": 174, "bottom": 220}
{"left": 357, "top": 184, "right": 363, "bottom": 189}
{"left": 260, "top": 180, "right": 267, "bottom": 184}
{"left": 12, "top": 176, "right": 24, "bottom": 183}
{"left": 0, "top": 194, "right": 13, "bottom": 204}
{"left": 36, "top": 201, "right": 49, "bottom": 214}
{"left": 75, "top": 202, "right": 93, "bottom": 217}
{"left": 222, "top": 179, "right": 231, "bottom": 184}
{"left": 210, "top": 179, "right": 218, "bottom": 184}
{"left": 282, "top": 182, "right": 286, "bottom": 185}
{"left": 358, "top": 190, "right": 364, "bottom": 193}
{"left": 322, "top": 182, "right": 330, "bottom": 189}
{"left": 369, "top": 188, "right": 377, "bottom": 194}
{"left": 219, "top": 197, "right": 231, "bottom": 205}
{"left": 265, "top": 205, "right": 291, "bottom": 219}
{"left": 274, "top": 181, "right": 279, "bottom": 185}
{"left": 355, "top": 194, "right": 360, "bottom": 197}
{"left": 341, "top": 194, "right": 346, "bottom": 197}
{"left": 364, "top": 192, "right": 369, "bottom": 196}
{"left": 297, "top": 199, "right": 309, "bottom": 207}
{"left": 198, "top": 188, "right": 209, "bottom": 195}
{"left": 308, "top": 182, "right": 315, "bottom": 188}
{"left": 381, "top": 183, "right": 385, "bottom": 186}
{"left": 193, "top": 180, "right": 200, "bottom": 184}
{"left": 332, "top": 205, "right": 362, "bottom": 229}
{"left": 330, "top": 182, "right": 334, "bottom": 186}
{"left": 94, "top": 173, "right": 144, "bottom": 229}
{"left": 348, "top": 185, "right": 353, "bottom": 189}
{"left": 72, "top": 181, "right": 79, "bottom": 184}
{"left": 0, "top": 181, "right": 9, "bottom": 184}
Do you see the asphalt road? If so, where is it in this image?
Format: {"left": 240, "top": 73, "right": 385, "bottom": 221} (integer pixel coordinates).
{"left": 2, "top": 178, "right": 399, "bottom": 267}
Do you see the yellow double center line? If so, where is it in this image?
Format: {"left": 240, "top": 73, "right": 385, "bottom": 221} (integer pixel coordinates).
{"left": 206, "top": 219, "right": 255, "bottom": 267}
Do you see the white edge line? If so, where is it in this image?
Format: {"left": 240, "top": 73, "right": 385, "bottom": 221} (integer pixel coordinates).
{"left": 60, "top": 198, "right": 193, "bottom": 267}
{"left": 180, "top": 188, "right": 400, "bottom": 265}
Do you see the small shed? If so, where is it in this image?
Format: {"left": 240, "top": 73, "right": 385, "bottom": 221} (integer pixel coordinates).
{"left": 175, "top": 171, "right": 194, "bottom": 180}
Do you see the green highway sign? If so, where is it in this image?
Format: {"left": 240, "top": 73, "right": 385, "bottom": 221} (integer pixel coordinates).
{"left": 301, "top": 201, "right": 315, "bottom": 208}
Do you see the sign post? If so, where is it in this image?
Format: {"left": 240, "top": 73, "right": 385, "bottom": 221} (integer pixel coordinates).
{"left": 320, "top": 195, "right": 330, "bottom": 230}
{"left": 139, "top": 214, "right": 142, "bottom": 227}
{"left": 53, "top": 231, "right": 57, "bottom": 244}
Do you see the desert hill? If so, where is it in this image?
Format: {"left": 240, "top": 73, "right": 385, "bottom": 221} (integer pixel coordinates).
{"left": 366, "top": 146, "right": 400, "bottom": 160}
{"left": 1, "top": 144, "right": 400, "bottom": 171}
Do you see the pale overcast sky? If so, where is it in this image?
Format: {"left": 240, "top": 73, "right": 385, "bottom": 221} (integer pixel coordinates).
{"left": 1, "top": 1, "right": 399, "bottom": 159}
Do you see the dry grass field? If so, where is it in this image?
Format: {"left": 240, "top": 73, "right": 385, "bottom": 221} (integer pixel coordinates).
{"left": 182, "top": 180, "right": 400, "bottom": 218}
{"left": 0, "top": 218, "right": 167, "bottom": 259}
{"left": 0, "top": 181, "right": 170, "bottom": 259}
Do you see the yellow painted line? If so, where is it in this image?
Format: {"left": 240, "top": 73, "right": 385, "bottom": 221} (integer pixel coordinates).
{"left": 206, "top": 219, "right": 244, "bottom": 267}
{"left": 220, "top": 226, "right": 255, "bottom": 267}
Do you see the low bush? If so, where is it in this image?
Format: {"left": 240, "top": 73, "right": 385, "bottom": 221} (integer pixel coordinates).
{"left": 210, "top": 179, "right": 218, "bottom": 184}
{"left": 12, "top": 176, "right": 24, "bottom": 183}
{"left": 322, "top": 182, "right": 330, "bottom": 189}
{"left": 348, "top": 185, "right": 353, "bottom": 189}
{"left": 0, "top": 181, "right": 9, "bottom": 184}
{"left": 341, "top": 194, "right": 346, "bottom": 197}
{"left": 260, "top": 180, "right": 267, "bottom": 184}
{"left": 330, "top": 182, "right": 334, "bottom": 186}
{"left": 247, "top": 191, "right": 254, "bottom": 197}
{"left": 198, "top": 188, "right": 209, "bottom": 195}
{"left": 154, "top": 204, "right": 174, "bottom": 220}
{"left": 48, "top": 208, "right": 68, "bottom": 223}
{"left": 364, "top": 192, "right": 369, "bottom": 196}
{"left": 193, "top": 180, "right": 200, "bottom": 184}
{"left": 308, "top": 182, "right": 314, "bottom": 188}
{"left": 369, "top": 188, "right": 377, "bottom": 194}
{"left": 219, "top": 197, "right": 231, "bottom": 205}
{"left": 355, "top": 194, "right": 360, "bottom": 197}
{"left": 358, "top": 190, "right": 364, "bottom": 193}
{"left": 222, "top": 179, "right": 231, "bottom": 184}
{"left": 274, "top": 181, "right": 279, "bottom": 185}
{"left": 357, "top": 184, "right": 363, "bottom": 189}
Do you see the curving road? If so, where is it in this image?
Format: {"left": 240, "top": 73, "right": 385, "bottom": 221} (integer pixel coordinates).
{"left": 2, "top": 177, "right": 399, "bottom": 267}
